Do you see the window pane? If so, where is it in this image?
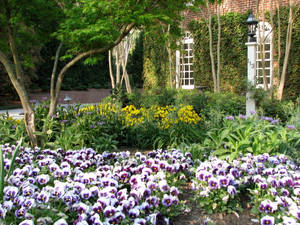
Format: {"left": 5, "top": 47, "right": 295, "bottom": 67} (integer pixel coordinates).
{"left": 265, "top": 61, "right": 270, "bottom": 67}
{"left": 265, "top": 52, "right": 270, "bottom": 59}
{"left": 185, "top": 65, "right": 189, "bottom": 71}
{"left": 184, "top": 58, "right": 188, "bottom": 63}
{"left": 184, "top": 44, "right": 188, "bottom": 49}
{"left": 190, "top": 65, "right": 194, "bottom": 71}
{"left": 190, "top": 79, "right": 194, "bottom": 85}
{"left": 265, "top": 44, "right": 270, "bottom": 51}
{"left": 257, "top": 77, "right": 263, "bottom": 84}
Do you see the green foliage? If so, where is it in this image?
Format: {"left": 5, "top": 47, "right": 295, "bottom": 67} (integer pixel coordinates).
{"left": 253, "top": 87, "right": 296, "bottom": 123}
{"left": 127, "top": 32, "right": 144, "bottom": 88}
{"left": 56, "top": 0, "right": 190, "bottom": 56}
{"left": 202, "top": 115, "right": 300, "bottom": 160}
{"left": 0, "top": 114, "right": 26, "bottom": 144}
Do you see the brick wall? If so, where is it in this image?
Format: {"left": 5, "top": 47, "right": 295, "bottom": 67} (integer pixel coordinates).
{"left": 182, "top": 0, "right": 291, "bottom": 29}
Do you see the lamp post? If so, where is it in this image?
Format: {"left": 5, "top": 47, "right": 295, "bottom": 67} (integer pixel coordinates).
{"left": 246, "top": 12, "right": 258, "bottom": 116}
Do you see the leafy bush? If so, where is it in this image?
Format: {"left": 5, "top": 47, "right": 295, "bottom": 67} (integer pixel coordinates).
{"left": 201, "top": 114, "right": 300, "bottom": 160}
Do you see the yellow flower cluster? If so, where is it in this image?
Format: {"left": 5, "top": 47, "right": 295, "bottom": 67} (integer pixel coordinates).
{"left": 78, "top": 103, "right": 201, "bottom": 128}
{"left": 79, "top": 103, "right": 117, "bottom": 116}
{"left": 152, "top": 106, "right": 177, "bottom": 129}
{"left": 122, "top": 105, "right": 201, "bottom": 129}
{"left": 122, "top": 105, "right": 147, "bottom": 127}
{"left": 177, "top": 105, "right": 201, "bottom": 124}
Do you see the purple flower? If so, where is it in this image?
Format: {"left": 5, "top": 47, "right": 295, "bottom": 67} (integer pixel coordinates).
{"left": 103, "top": 206, "right": 116, "bottom": 218}
{"left": 281, "top": 188, "right": 289, "bottom": 197}
{"left": 19, "top": 220, "right": 34, "bottom": 225}
{"left": 225, "top": 116, "right": 234, "bottom": 120}
{"left": 36, "top": 174, "right": 50, "bottom": 185}
{"left": 159, "top": 180, "right": 170, "bottom": 192}
{"left": 80, "top": 189, "right": 91, "bottom": 200}
{"left": 260, "top": 215, "right": 274, "bottom": 225}
{"left": 15, "top": 207, "right": 27, "bottom": 218}
{"left": 134, "top": 218, "right": 147, "bottom": 225}
{"left": 162, "top": 194, "right": 172, "bottom": 207}
{"left": 239, "top": 114, "right": 247, "bottom": 119}
{"left": 208, "top": 177, "right": 219, "bottom": 189}
{"left": 128, "top": 208, "right": 140, "bottom": 219}
{"left": 271, "top": 119, "right": 279, "bottom": 124}
{"left": 227, "top": 185, "right": 237, "bottom": 195}
{"left": 218, "top": 176, "right": 229, "bottom": 187}
{"left": 0, "top": 206, "right": 7, "bottom": 219}
{"left": 53, "top": 218, "right": 68, "bottom": 225}
{"left": 259, "top": 182, "right": 268, "bottom": 190}
{"left": 22, "top": 186, "right": 34, "bottom": 197}
{"left": 170, "top": 186, "right": 179, "bottom": 196}
{"left": 250, "top": 110, "right": 256, "bottom": 115}
{"left": 22, "top": 199, "right": 35, "bottom": 209}
{"left": 76, "top": 203, "right": 89, "bottom": 214}
{"left": 287, "top": 125, "right": 295, "bottom": 130}
{"left": 36, "top": 191, "right": 49, "bottom": 204}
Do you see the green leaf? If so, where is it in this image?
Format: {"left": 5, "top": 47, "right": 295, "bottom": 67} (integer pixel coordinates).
{"left": 212, "top": 148, "right": 229, "bottom": 156}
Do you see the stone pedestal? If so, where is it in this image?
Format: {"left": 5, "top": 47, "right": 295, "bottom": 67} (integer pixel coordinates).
{"left": 246, "top": 42, "right": 257, "bottom": 116}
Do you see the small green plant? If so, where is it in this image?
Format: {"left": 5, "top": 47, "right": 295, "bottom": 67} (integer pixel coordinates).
{"left": 92, "top": 133, "right": 118, "bottom": 153}
{"left": 0, "top": 138, "right": 23, "bottom": 202}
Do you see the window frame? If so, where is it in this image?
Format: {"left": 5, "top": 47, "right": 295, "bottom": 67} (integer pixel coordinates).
{"left": 176, "top": 32, "right": 195, "bottom": 89}
{"left": 256, "top": 21, "right": 273, "bottom": 89}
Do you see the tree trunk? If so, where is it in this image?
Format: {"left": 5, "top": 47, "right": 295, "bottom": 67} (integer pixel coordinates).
{"left": 206, "top": 1, "right": 217, "bottom": 93}
{"left": 276, "top": 0, "right": 281, "bottom": 88}
{"left": 166, "top": 25, "right": 173, "bottom": 88}
{"left": 0, "top": 51, "right": 37, "bottom": 146}
{"left": 277, "top": 0, "right": 294, "bottom": 100}
{"left": 122, "top": 60, "right": 132, "bottom": 93}
{"left": 216, "top": 4, "right": 221, "bottom": 93}
{"left": 108, "top": 50, "right": 115, "bottom": 89}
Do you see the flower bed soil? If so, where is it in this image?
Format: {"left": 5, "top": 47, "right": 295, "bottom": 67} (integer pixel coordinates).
{"left": 172, "top": 188, "right": 257, "bottom": 225}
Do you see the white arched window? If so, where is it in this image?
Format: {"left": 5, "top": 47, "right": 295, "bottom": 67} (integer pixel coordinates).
{"left": 256, "top": 21, "right": 273, "bottom": 88}
{"left": 176, "top": 32, "right": 194, "bottom": 89}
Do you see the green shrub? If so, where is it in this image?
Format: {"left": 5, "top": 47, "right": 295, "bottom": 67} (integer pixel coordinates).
{"left": 201, "top": 115, "right": 300, "bottom": 161}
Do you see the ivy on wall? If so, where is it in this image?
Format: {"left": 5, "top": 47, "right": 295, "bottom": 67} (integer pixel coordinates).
{"left": 143, "top": 26, "right": 170, "bottom": 90}
{"left": 188, "top": 12, "right": 249, "bottom": 94}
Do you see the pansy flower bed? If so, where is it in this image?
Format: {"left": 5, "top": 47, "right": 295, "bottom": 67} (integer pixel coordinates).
{"left": 0, "top": 145, "right": 192, "bottom": 225}
{"left": 192, "top": 153, "right": 300, "bottom": 225}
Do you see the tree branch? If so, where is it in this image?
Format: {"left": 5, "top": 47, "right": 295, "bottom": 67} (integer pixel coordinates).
{"left": 48, "top": 22, "right": 136, "bottom": 115}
